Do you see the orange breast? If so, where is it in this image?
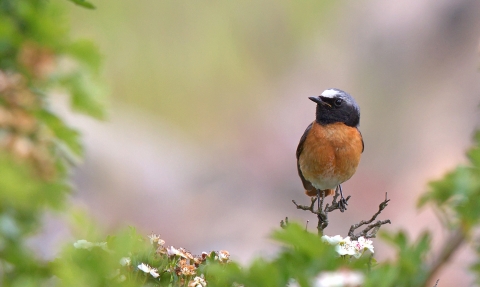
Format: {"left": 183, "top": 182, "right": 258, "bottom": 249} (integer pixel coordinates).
{"left": 298, "top": 122, "right": 363, "bottom": 190}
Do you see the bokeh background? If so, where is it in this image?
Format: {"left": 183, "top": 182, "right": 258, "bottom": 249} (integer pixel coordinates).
{"left": 48, "top": 0, "right": 480, "bottom": 285}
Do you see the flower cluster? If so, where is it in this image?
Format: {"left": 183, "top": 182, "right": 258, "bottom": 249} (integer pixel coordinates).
{"left": 321, "top": 235, "right": 374, "bottom": 259}
{"left": 73, "top": 233, "right": 229, "bottom": 286}
{"left": 137, "top": 233, "right": 230, "bottom": 285}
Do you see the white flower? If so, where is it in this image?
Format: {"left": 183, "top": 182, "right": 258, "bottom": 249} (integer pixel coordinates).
{"left": 188, "top": 275, "right": 207, "bottom": 287}
{"left": 137, "top": 263, "right": 160, "bottom": 278}
{"left": 322, "top": 235, "right": 374, "bottom": 258}
{"left": 119, "top": 257, "right": 131, "bottom": 266}
{"left": 73, "top": 239, "right": 94, "bottom": 250}
{"left": 138, "top": 263, "right": 151, "bottom": 273}
{"left": 356, "top": 237, "right": 374, "bottom": 254}
{"left": 167, "top": 246, "right": 180, "bottom": 257}
{"left": 335, "top": 237, "right": 356, "bottom": 256}
{"left": 218, "top": 250, "right": 230, "bottom": 262}
{"left": 321, "top": 235, "right": 343, "bottom": 245}
{"left": 349, "top": 237, "right": 374, "bottom": 258}
{"left": 178, "top": 247, "right": 194, "bottom": 260}
{"left": 313, "top": 270, "right": 364, "bottom": 287}
{"left": 150, "top": 268, "right": 160, "bottom": 278}
{"left": 148, "top": 233, "right": 165, "bottom": 246}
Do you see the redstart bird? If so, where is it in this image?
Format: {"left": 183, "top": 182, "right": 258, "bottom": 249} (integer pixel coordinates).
{"left": 296, "top": 88, "right": 363, "bottom": 211}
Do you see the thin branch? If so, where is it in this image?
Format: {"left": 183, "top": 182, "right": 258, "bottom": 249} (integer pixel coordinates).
{"left": 292, "top": 197, "right": 316, "bottom": 212}
{"left": 292, "top": 188, "right": 351, "bottom": 236}
{"left": 421, "top": 229, "right": 465, "bottom": 286}
{"left": 280, "top": 217, "right": 289, "bottom": 229}
{"left": 348, "top": 193, "right": 391, "bottom": 240}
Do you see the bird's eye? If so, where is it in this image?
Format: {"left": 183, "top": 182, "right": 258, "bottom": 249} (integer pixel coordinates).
{"left": 334, "top": 98, "right": 343, "bottom": 107}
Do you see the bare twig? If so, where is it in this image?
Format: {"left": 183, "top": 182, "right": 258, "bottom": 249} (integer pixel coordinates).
{"left": 293, "top": 188, "right": 351, "bottom": 236}
{"left": 348, "top": 193, "right": 391, "bottom": 240}
{"left": 280, "top": 217, "right": 289, "bottom": 229}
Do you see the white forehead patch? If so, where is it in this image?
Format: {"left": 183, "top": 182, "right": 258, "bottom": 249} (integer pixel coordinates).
{"left": 320, "top": 89, "right": 338, "bottom": 98}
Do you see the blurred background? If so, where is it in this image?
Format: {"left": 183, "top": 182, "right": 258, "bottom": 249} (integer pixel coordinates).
{"left": 48, "top": 0, "right": 480, "bottom": 285}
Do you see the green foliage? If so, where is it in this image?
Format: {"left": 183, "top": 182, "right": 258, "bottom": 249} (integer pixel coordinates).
{"left": 363, "top": 231, "right": 431, "bottom": 287}
{"left": 53, "top": 227, "right": 143, "bottom": 287}
{"left": 49, "top": 223, "right": 371, "bottom": 287}
{"left": 0, "top": 0, "right": 104, "bottom": 285}
{"left": 419, "top": 131, "right": 480, "bottom": 229}
{"left": 52, "top": 225, "right": 230, "bottom": 287}
{"left": 0, "top": 0, "right": 105, "bottom": 119}
{"left": 206, "top": 223, "right": 369, "bottom": 287}
{"left": 66, "top": 0, "right": 96, "bottom": 10}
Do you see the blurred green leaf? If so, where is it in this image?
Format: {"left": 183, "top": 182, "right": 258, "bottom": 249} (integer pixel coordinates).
{"left": 67, "top": 0, "right": 96, "bottom": 10}
{"left": 468, "top": 131, "right": 480, "bottom": 170}
{"left": 419, "top": 164, "right": 480, "bottom": 229}
{"left": 60, "top": 72, "right": 106, "bottom": 119}
{"left": 0, "top": 17, "right": 17, "bottom": 58}
{"left": 272, "top": 223, "right": 332, "bottom": 258}
{"left": 367, "top": 231, "right": 431, "bottom": 287}
{"left": 0, "top": 0, "right": 105, "bottom": 285}
{"left": 67, "top": 39, "right": 102, "bottom": 75}
{"left": 36, "top": 109, "right": 83, "bottom": 158}
{"left": 0, "top": 153, "right": 68, "bottom": 213}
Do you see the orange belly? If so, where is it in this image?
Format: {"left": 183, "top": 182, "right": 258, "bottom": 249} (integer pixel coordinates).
{"left": 298, "top": 122, "right": 363, "bottom": 191}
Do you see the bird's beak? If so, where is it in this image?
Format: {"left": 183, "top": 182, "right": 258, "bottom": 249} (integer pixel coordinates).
{"left": 309, "top": 96, "right": 331, "bottom": 107}
{"left": 308, "top": 96, "right": 322, "bottom": 104}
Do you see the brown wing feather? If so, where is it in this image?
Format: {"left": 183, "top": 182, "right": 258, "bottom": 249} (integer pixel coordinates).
{"left": 296, "top": 122, "right": 316, "bottom": 193}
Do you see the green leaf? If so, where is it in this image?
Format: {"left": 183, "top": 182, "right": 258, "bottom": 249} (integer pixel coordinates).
{"left": 59, "top": 72, "right": 106, "bottom": 119}
{"left": 468, "top": 131, "right": 480, "bottom": 170}
{"left": 271, "top": 223, "right": 332, "bottom": 258}
{"left": 0, "top": 153, "right": 69, "bottom": 213}
{"left": 67, "top": 0, "right": 96, "bottom": 9}
{"left": 36, "top": 109, "right": 83, "bottom": 159}
{"left": 67, "top": 39, "right": 102, "bottom": 75}
{"left": 376, "top": 230, "right": 431, "bottom": 286}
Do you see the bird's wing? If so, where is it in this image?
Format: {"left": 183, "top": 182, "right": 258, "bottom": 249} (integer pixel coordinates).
{"left": 296, "top": 122, "right": 315, "bottom": 191}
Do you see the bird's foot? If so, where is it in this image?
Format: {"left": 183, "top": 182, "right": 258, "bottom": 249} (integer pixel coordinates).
{"left": 338, "top": 197, "right": 348, "bottom": 212}
{"left": 337, "top": 185, "right": 348, "bottom": 212}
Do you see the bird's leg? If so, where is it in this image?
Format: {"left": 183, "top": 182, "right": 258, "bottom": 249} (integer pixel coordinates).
{"left": 317, "top": 189, "right": 320, "bottom": 210}
{"left": 338, "top": 184, "right": 348, "bottom": 212}
{"left": 316, "top": 189, "right": 326, "bottom": 212}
